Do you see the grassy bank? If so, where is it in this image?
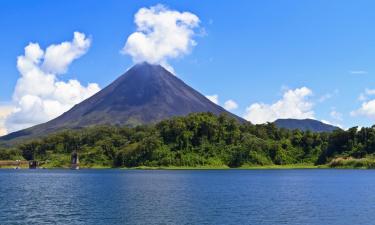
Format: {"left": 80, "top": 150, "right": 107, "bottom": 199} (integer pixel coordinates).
{"left": 328, "top": 157, "right": 375, "bottom": 169}
{"left": 0, "top": 162, "right": 324, "bottom": 169}
{"left": 7, "top": 159, "right": 375, "bottom": 170}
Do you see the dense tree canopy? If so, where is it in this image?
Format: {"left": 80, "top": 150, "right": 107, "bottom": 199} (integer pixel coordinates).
{"left": 1, "top": 112, "right": 374, "bottom": 168}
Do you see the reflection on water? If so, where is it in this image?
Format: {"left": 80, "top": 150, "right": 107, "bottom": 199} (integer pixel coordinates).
{"left": 1, "top": 169, "right": 375, "bottom": 225}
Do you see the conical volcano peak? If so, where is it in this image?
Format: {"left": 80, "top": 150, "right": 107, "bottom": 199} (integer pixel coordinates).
{"left": 0, "top": 61, "right": 246, "bottom": 143}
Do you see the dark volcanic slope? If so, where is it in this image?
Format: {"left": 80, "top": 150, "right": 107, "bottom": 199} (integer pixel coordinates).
{"left": 1, "top": 63, "right": 246, "bottom": 143}
{"left": 274, "top": 118, "right": 340, "bottom": 132}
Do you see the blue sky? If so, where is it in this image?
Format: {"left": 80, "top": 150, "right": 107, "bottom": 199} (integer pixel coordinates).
{"left": 1, "top": 0, "right": 375, "bottom": 134}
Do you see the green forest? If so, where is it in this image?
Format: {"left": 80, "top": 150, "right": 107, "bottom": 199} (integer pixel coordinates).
{"left": 1, "top": 112, "right": 375, "bottom": 169}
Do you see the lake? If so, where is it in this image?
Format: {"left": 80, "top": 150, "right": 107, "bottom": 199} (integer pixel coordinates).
{"left": 0, "top": 169, "right": 374, "bottom": 225}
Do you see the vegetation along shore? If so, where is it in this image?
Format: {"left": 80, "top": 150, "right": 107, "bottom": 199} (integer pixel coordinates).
{"left": 1, "top": 112, "right": 375, "bottom": 169}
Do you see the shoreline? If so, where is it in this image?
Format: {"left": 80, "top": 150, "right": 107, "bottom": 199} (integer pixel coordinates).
{"left": 2, "top": 164, "right": 355, "bottom": 170}
{"left": 3, "top": 161, "right": 374, "bottom": 170}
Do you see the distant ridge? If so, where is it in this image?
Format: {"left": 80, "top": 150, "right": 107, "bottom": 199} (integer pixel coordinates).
{"left": 1, "top": 63, "right": 246, "bottom": 144}
{"left": 274, "top": 118, "right": 340, "bottom": 132}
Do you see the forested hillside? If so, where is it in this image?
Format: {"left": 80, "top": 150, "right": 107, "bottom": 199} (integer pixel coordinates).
{"left": 1, "top": 112, "right": 374, "bottom": 168}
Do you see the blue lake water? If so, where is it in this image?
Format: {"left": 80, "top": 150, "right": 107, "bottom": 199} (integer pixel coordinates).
{"left": 0, "top": 169, "right": 375, "bottom": 225}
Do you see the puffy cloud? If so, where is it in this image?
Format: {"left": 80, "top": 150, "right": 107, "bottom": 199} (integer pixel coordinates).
{"left": 206, "top": 94, "right": 219, "bottom": 104}
{"left": 330, "top": 109, "right": 343, "bottom": 121}
{"left": 244, "top": 87, "right": 314, "bottom": 124}
{"left": 4, "top": 32, "right": 100, "bottom": 134}
{"left": 224, "top": 100, "right": 238, "bottom": 111}
{"left": 351, "top": 99, "right": 375, "bottom": 119}
{"left": 206, "top": 95, "right": 238, "bottom": 111}
{"left": 358, "top": 88, "right": 375, "bottom": 101}
{"left": 351, "top": 89, "right": 375, "bottom": 119}
{"left": 0, "top": 105, "right": 14, "bottom": 136}
{"left": 326, "top": 108, "right": 344, "bottom": 129}
{"left": 42, "top": 32, "right": 91, "bottom": 74}
{"left": 122, "top": 4, "right": 200, "bottom": 69}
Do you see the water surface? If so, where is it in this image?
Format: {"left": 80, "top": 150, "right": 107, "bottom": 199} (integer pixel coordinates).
{"left": 0, "top": 169, "right": 374, "bottom": 225}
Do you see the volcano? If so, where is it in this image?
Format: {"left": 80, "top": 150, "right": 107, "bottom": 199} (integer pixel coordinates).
{"left": 1, "top": 63, "right": 246, "bottom": 143}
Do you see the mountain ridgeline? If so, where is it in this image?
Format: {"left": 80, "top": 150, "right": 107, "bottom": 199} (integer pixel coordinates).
{"left": 1, "top": 63, "right": 245, "bottom": 143}
{"left": 274, "top": 119, "right": 340, "bottom": 132}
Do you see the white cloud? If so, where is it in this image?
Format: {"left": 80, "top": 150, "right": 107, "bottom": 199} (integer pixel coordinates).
{"left": 330, "top": 109, "right": 343, "bottom": 121}
{"left": 358, "top": 93, "right": 367, "bottom": 101}
{"left": 4, "top": 32, "right": 100, "bottom": 134}
{"left": 0, "top": 105, "right": 14, "bottom": 136}
{"left": 350, "top": 70, "right": 368, "bottom": 75}
{"left": 318, "top": 89, "right": 339, "bottom": 103}
{"left": 321, "top": 120, "right": 332, "bottom": 125}
{"left": 359, "top": 88, "right": 375, "bottom": 101}
{"left": 122, "top": 4, "right": 200, "bottom": 70}
{"left": 42, "top": 32, "right": 91, "bottom": 74}
{"left": 244, "top": 87, "right": 314, "bottom": 124}
{"left": 206, "top": 94, "right": 219, "bottom": 104}
{"left": 351, "top": 99, "right": 375, "bottom": 119}
{"left": 224, "top": 100, "right": 238, "bottom": 111}
{"left": 318, "top": 93, "right": 332, "bottom": 103}
{"left": 352, "top": 88, "right": 375, "bottom": 119}
{"left": 205, "top": 95, "right": 238, "bottom": 111}
{"left": 365, "top": 89, "right": 375, "bottom": 95}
